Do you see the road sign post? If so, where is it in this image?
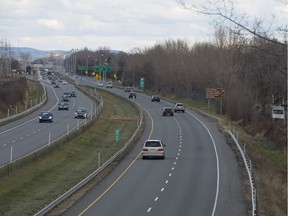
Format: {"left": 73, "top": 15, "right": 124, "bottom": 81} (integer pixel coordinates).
{"left": 206, "top": 88, "right": 225, "bottom": 114}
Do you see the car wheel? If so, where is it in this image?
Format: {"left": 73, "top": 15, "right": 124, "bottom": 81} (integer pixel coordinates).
{"left": 142, "top": 156, "right": 146, "bottom": 160}
{"left": 161, "top": 156, "right": 165, "bottom": 160}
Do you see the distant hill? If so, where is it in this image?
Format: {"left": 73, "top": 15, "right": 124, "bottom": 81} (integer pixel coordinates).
{"left": 11, "top": 47, "right": 65, "bottom": 60}
{"left": 10, "top": 47, "right": 123, "bottom": 60}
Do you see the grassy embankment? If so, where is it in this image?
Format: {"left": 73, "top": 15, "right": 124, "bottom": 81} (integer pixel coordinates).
{"left": 0, "top": 79, "right": 44, "bottom": 119}
{"left": 0, "top": 89, "right": 139, "bottom": 216}
{"left": 162, "top": 94, "right": 287, "bottom": 216}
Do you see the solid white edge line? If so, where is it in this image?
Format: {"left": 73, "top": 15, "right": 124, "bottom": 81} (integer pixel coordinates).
{"left": 187, "top": 111, "right": 220, "bottom": 216}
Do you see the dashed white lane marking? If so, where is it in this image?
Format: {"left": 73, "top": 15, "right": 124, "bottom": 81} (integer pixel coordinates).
{"left": 165, "top": 180, "right": 169, "bottom": 184}
{"left": 161, "top": 188, "right": 164, "bottom": 192}
{"left": 12, "top": 140, "right": 16, "bottom": 143}
{"left": 154, "top": 197, "right": 159, "bottom": 201}
{"left": 172, "top": 167, "right": 175, "bottom": 170}
{"left": 147, "top": 207, "right": 152, "bottom": 212}
{"left": 169, "top": 173, "right": 172, "bottom": 177}
{"left": 20, "top": 137, "right": 24, "bottom": 140}
{"left": 3, "top": 144, "right": 7, "bottom": 147}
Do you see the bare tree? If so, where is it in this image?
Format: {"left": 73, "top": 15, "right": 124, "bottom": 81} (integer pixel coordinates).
{"left": 177, "top": 0, "right": 287, "bottom": 47}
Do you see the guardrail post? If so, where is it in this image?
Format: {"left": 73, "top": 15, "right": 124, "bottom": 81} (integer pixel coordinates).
{"left": 10, "top": 146, "right": 13, "bottom": 163}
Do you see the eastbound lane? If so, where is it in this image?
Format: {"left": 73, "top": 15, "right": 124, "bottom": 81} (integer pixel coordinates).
{"left": 64, "top": 78, "right": 246, "bottom": 216}
{"left": 0, "top": 78, "right": 97, "bottom": 166}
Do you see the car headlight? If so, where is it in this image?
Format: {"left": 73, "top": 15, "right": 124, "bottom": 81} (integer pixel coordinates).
{"left": 49, "top": 116, "right": 52, "bottom": 119}
{"left": 39, "top": 116, "right": 42, "bottom": 119}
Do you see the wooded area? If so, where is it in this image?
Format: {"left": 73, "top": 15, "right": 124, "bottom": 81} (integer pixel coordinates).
{"left": 113, "top": 25, "right": 287, "bottom": 150}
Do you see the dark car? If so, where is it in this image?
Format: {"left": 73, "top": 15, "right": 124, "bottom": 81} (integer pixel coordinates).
{"left": 54, "top": 84, "right": 60, "bottom": 88}
{"left": 70, "top": 91, "right": 76, "bottom": 97}
{"left": 124, "top": 87, "right": 133, "bottom": 92}
{"left": 61, "top": 96, "right": 70, "bottom": 102}
{"left": 39, "top": 111, "right": 53, "bottom": 123}
{"left": 58, "top": 102, "right": 69, "bottom": 110}
{"left": 75, "top": 107, "right": 88, "bottom": 119}
{"left": 162, "top": 107, "right": 174, "bottom": 116}
{"left": 151, "top": 95, "right": 160, "bottom": 102}
{"left": 128, "top": 92, "right": 136, "bottom": 99}
{"left": 63, "top": 91, "right": 72, "bottom": 97}
{"left": 174, "top": 103, "right": 185, "bottom": 113}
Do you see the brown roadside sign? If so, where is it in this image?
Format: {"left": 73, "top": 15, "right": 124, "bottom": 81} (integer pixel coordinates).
{"left": 206, "top": 88, "right": 224, "bottom": 99}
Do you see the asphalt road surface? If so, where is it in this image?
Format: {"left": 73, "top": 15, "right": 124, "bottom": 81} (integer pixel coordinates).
{"left": 0, "top": 77, "right": 97, "bottom": 166}
{"left": 64, "top": 77, "right": 246, "bottom": 216}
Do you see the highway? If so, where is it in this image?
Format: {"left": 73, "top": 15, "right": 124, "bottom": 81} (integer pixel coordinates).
{"left": 0, "top": 77, "right": 97, "bottom": 166}
{"left": 64, "top": 77, "right": 246, "bottom": 216}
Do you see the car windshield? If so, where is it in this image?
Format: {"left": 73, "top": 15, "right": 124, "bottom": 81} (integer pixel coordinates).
{"left": 77, "top": 108, "right": 86, "bottom": 112}
{"left": 41, "top": 112, "right": 51, "bottom": 115}
{"left": 145, "top": 141, "right": 161, "bottom": 147}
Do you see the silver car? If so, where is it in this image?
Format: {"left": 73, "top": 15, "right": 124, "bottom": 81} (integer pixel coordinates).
{"left": 142, "top": 139, "right": 165, "bottom": 159}
{"left": 174, "top": 103, "right": 185, "bottom": 113}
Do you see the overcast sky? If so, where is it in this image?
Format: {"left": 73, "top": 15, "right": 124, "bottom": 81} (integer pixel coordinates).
{"left": 0, "top": 0, "right": 287, "bottom": 52}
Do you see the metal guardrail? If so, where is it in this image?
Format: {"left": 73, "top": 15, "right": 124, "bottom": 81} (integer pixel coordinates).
{"left": 34, "top": 100, "right": 143, "bottom": 216}
{"left": 228, "top": 130, "right": 257, "bottom": 216}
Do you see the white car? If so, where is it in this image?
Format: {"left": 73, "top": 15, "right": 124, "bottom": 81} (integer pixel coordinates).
{"left": 142, "top": 139, "right": 165, "bottom": 159}
{"left": 97, "top": 82, "right": 104, "bottom": 87}
{"left": 106, "top": 82, "right": 113, "bottom": 88}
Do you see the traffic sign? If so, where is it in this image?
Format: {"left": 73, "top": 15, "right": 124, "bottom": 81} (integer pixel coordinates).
{"left": 115, "top": 129, "right": 120, "bottom": 142}
{"left": 94, "top": 66, "right": 111, "bottom": 72}
{"left": 140, "top": 77, "right": 144, "bottom": 87}
{"left": 78, "top": 65, "right": 87, "bottom": 70}
{"left": 206, "top": 88, "right": 224, "bottom": 99}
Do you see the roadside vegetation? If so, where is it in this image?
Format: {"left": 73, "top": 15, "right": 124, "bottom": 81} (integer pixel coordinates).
{"left": 0, "top": 90, "right": 139, "bottom": 216}
{"left": 0, "top": 77, "right": 44, "bottom": 119}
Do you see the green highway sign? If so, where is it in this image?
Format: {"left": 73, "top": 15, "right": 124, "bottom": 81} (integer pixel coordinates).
{"left": 94, "top": 66, "right": 111, "bottom": 72}
{"left": 78, "top": 65, "right": 87, "bottom": 70}
{"left": 140, "top": 77, "right": 144, "bottom": 87}
{"left": 115, "top": 129, "right": 120, "bottom": 142}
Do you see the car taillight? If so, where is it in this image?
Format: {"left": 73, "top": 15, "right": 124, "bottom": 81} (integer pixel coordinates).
{"left": 158, "top": 148, "right": 163, "bottom": 151}
{"left": 143, "top": 148, "right": 149, "bottom": 151}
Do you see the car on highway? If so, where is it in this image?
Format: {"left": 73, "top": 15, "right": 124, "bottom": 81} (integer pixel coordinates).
{"left": 162, "top": 107, "right": 174, "bottom": 116}
{"left": 106, "top": 82, "right": 113, "bottom": 88}
{"left": 58, "top": 102, "right": 69, "bottom": 110}
{"left": 174, "top": 103, "right": 185, "bottom": 113}
{"left": 75, "top": 107, "right": 88, "bottom": 119}
{"left": 70, "top": 91, "right": 76, "bottom": 97}
{"left": 124, "top": 87, "right": 133, "bottom": 92}
{"left": 142, "top": 139, "right": 165, "bottom": 159}
{"left": 63, "top": 91, "right": 72, "bottom": 97}
{"left": 54, "top": 84, "right": 59, "bottom": 88}
{"left": 62, "top": 80, "right": 68, "bottom": 84}
{"left": 39, "top": 111, "right": 53, "bottom": 123}
{"left": 128, "top": 92, "right": 136, "bottom": 99}
{"left": 97, "top": 82, "right": 104, "bottom": 87}
{"left": 151, "top": 95, "right": 160, "bottom": 102}
{"left": 61, "top": 96, "right": 70, "bottom": 102}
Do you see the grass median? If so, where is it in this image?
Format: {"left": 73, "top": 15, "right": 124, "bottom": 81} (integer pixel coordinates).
{"left": 0, "top": 89, "right": 139, "bottom": 216}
